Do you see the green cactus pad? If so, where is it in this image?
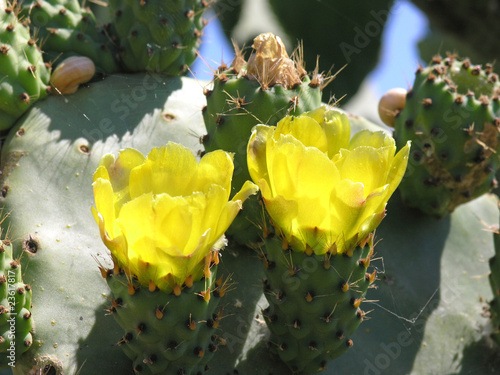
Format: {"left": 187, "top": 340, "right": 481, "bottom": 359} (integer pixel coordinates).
{"left": 0, "top": 6, "right": 51, "bottom": 131}
{"left": 106, "top": 268, "right": 223, "bottom": 375}
{"left": 108, "top": 0, "right": 207, "bottom": 74}
{"left": 258, "top": 234, "right": 375, "bottom": 374}
{"left": 0, "top": 239, "right": 33, "bottom": 369}
{"left": 20, "top": 0, "right": 118, "bottom": 74}
{"left": 394, "top": 55, "right": 500, "bottom": 218}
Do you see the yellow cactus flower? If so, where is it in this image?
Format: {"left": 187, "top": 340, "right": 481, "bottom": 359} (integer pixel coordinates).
{"left": 92, "top": 142, "right": 258, "bottom": 292}
{"left": 247, "top": 106, "right": 410, "bottom": 255}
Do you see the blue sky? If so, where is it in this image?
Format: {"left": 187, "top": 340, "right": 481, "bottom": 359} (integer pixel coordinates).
{"left": 190, "top": 0, "right": 429, "bottom": 98}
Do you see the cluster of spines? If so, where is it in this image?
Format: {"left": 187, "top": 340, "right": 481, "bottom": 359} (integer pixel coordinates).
{"left": 101, "top": 251, "right": 228, "bottom": 375}
{"left": 258, "top": 232, "right": 376, "bottom": 374}
{"left": 394, "top": 55, "right": 500, "bottom": 217}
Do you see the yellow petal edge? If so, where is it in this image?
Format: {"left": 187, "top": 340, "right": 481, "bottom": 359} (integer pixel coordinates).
{"left": 247, "top": 106, "right": 410, "bottom": 255}
{"left": 92, "top": 142, "right": 258, "bottom": 293}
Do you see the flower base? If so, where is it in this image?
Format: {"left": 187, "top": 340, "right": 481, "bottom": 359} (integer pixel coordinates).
{"left": 105, "top": 268, "right": 223, "bottom": 375}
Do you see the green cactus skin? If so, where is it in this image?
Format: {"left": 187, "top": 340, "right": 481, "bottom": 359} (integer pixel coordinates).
{"left": 108, "top": 0, "right": 208, "bottom": 74}
{"left": 490, "top": 216, "right": 500, "bottom": 345}
{"left": 20, "top": 0, "right": 118, "bottom": 74}
{"left": 259, "top": 234, "right": 375, "bottom": 374}
{"left": 105, "top": 268, "right": 223, "bottom": 375}
{"left": 0, "top": 6, "right": 51, "bottom": 131}
{"left": 202, "top": 63, "right": 323, "bottom": 246}
{"left": 0, "top": 239, "right": 33, "bottom": 369}
{"left": 394, "top": 55, "right": 500, "bottom": 218}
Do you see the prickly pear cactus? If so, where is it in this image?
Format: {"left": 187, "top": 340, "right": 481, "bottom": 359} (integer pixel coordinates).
{"left": 202, "top": 33, "right": 325, "bottom": 245}
{"left": 394, "top": 55, "right": 500, "bottom": 218}
{"left": 0, "top": 5, "right": 51, "bottom": 131}
{"left": 20, "top": 0, "right": 118, "bottom": 73}
{"left": 108, "top": 0, "right": 208, "bottom": 74}
{"left": 0, "top": 237, "right": 33, "bottom": 369}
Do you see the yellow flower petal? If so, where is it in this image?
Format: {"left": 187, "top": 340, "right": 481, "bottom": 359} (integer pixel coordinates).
{"left": 329, "top": 179, "right": 366, "bottom": 242}
{"left": 337, "top": 146, "right": 391, "bottom": 197}
{"left": 232, "top": 180, "right": 259, "bottom": 203}
{"left": 92, "top": 164, "right": 110, "bottom": 183}
{"left": 248, "top": 124, "right": 273, "bottom": 185}
{"left": 118, "top": 193, "right": 157, "bottom": 255}
{"left": 129, "top": 143, "right": 198, "bottom": 199}
{"left": 303, "top": 106, "right": 327, "bottom": 124}
{"left": 263, "top": 194, "right": 299, "bottom": 240}
{"left": 196, "top": 150, "right": 234, "bottom": 196}
{"left": 92, "top": 178, "right": 117, "bottom": 237}
{"left": 384, "top": 141, "right": 411, "bottom": 200}
{"left": 349, "top": 129, "right": 394, "bottom": 150}
{"left": 324, "top": 110, "right": 351, "bottom": 158}
{"left": 275, "top": 114, "right": 328, "bottom": 152}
